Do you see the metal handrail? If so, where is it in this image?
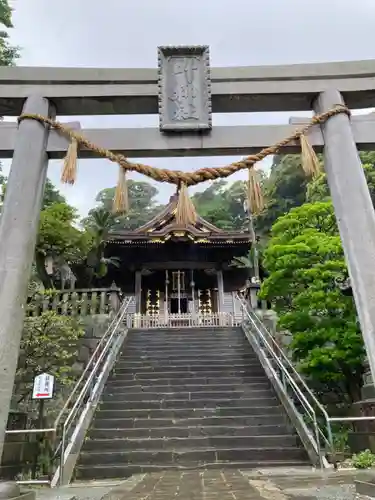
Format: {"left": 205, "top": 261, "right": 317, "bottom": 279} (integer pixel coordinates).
{"left": 244, "top": 303, "right": 329, "bottom": 416}
{"left": 236, "top": 294, "right": 333, "bottom": 466}
{"left": 57, "top": 296, "right": 132, "bottom": 484}
{"left": 54, "top": 297, "right": 131, "bottom": 429}
{"left": 5, "top": 296, "right": 132, "bottom": 486}
{"left": 61, "top": 298, "right": 131, "bottom": 429}
{"left": 329, "top": 416, "right": 375, "bottom": 422}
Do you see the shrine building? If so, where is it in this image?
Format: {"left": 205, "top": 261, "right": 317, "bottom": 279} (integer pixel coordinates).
{"left": 103, "top": 194, "right": 251, "bottom": 325}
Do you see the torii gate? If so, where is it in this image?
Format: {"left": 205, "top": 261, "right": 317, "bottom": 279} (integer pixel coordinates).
{"left": 0, "top": 46, "right": 375, "bottom": 460}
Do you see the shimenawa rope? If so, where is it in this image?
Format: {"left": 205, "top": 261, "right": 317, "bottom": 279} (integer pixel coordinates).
{"left": 17, "top": 104, "right": 350, "bottom": 220}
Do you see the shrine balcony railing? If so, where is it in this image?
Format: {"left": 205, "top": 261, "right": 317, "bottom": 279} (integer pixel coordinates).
{"left": 26, "top": 285, "right": 123, "bottom": 317}
{"left": 127, "top": 312, "right": 244, "bottom": 329}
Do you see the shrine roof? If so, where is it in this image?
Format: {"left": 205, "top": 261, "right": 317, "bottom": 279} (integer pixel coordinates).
{"left": 107, "top": 195, "right": 251, "bottom": 245}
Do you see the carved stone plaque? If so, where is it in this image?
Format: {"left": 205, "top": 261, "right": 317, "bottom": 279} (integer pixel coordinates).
{"left": 158, "top": 45, "right": 212, "bottom": 132}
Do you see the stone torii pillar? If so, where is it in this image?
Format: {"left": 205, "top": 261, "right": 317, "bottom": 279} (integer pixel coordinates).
{"left": 314, "top": 89, "right": 375, "bottom": 388}
{"left": 0, "top": 96, "right": 53, "bottom": 460}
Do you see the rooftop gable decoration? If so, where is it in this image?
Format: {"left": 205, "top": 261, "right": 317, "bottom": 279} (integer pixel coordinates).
{"left": 107, "top": 192, "right": 250, "bottom": 244}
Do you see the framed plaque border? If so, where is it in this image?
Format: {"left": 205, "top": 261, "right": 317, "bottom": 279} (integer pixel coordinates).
{"left": 157, "top": 45, "right": 212, "bottom": 132}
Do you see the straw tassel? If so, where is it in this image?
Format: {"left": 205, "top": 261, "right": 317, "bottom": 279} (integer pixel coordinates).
{"left": 175, "top": 183, "right": 197, "bottom": 226}
{"left": 112, "top": 166, "right": 129, "bottom": 214}
{"left": 300, "top": 133, "right": 321, "bottom": 178}
{"left": 61, "top": 138, "right": 78, "bottom": 185}
{"left": 247, "top": 168, "right": 264, "bottom": 215}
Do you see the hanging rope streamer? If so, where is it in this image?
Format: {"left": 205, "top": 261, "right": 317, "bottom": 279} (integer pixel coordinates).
{"left": 300, "top": 134, "right": 321, "bottom": 178}
{"left": 175, "top": 182, "right": 198, "bottom": 226}
{"left": 18, "top": 104, "right": 350, "bottom": 213}
{"left": 60, "top": 137, "right": 78, "bottom": 185}
{"left": 247, "top": 168, "right": 265, "bottom": 215}
{"left": 113, "top": 166, "right": 129, "bottom": 214}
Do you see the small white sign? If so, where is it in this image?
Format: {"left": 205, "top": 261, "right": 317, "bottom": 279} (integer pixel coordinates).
{"left": 32, "top": 373, "right": 55, "bottom": 400}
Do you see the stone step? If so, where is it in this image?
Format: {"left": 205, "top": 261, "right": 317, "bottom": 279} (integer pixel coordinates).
{"left": 92, "top": 414, "right": 287, "bottom": 429}
{"left": 119, "top": 351, "right": 257, "bottom": 360}
{"left": 95, "top": 405, "right": 283, "bottom": 420}
{"left": 130, "top": 327, "right": 241, "bottom": 333}
{"left": 112, "top": 363, "right": 262, "bottom": 374}
{"left": 75, "top": 460, "right": 311, "bottom": 480}
{"left": 125, "top": 335, "right": 248, "bottom": 342}
{"left": 120, "top": 350, "right": 255, "bottom": 357}
{"left": 105, "top": 376, "right": 268, "bottom": 387}
{"left": 124, "top": 341, "right": 250, "bottom": 348}
{"left": 122, "top": 347, "right": 252, "bottom": 355}
{"left": 122, "top": 342, "right": 252, "bottom": 350}
{"left": 102, "top": 388, "right": 273, "bottom": 401}
{"left": 83, "top": 434, "right": 299, "bottom": 452}
{"left": 109, "top": 369, "right": 265, "bottom": 380}
{"left": 99, "top": 397, "right": 278, "bottom": 411}
{"left": 76, "top": 325, "right": 309, "bottom": 479}
{"left": 128, "top": 329, "right": 242, "bottom": 337}
{"left": 126, "top": 334, "right": 247, "bottom": 340}
{"left": 78, "top": 446, "right": 307, "bottom": 466}
{"left": 89, "top": 423, "right": 293, "bottom": 439}
{"left": 115, "top": 355, "right": 259, "bottom": 367}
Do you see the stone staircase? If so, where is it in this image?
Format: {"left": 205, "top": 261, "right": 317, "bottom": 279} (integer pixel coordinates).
{"left": 76, "top": 327, "right": 309, "bottom": 480}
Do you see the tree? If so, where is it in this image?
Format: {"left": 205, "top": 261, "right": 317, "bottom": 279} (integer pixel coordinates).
{"left": 0, "top": 1, "right": 19, "bottom": 208}
{"left": 42, "top": 179, "right": 65, "bottom": 209}
{"left": 0, "top": 0, "right": 20, "bottom": 67}
{"left": 259, "top": 151, "right": 375, "bottom": 237}
{"left": 231, "top": 250, "right": 254, "bottom": 270}
{"left": 192, "top": 180, "right": 248, "bottom": 230}
{"left": 259, "top": 202, "right": 365, "bottom": 403}
{"left": 2, "top": 177, "right": 88, "bottom": 288}
{"left": 255, "top": 154, "right": 312, "bottom": 236}
{"left": 14, "top": 308, "right": 84, "bottom": 408}
{"left": 36, "top": 202, "right": 90, "bottom": 288}
{"left": 74, "top": 207, "right": 120, "bottom": 287}
{"left": 84, "top": 181, "right": 164, "bottom": 231}
{"left": 307, "top": 153, "right": 375, "bottom": 205}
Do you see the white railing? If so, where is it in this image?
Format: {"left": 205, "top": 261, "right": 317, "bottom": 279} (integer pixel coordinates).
{"left": 236, "top": 293, "right": 332, "bottom": 468}
{"left": 126, "top": 312, "right": 244, "bottom": 329}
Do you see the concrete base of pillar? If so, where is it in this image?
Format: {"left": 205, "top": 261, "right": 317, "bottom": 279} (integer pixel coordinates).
{"left": 0, "top": 483, "right": 35, "bottom": 500}
{"left": 355, "top": 478, "right": 375, "bottom": 498}
{"left": 362, "top": 367, "right": 375, "bottom": 400}
{"left": 362, "top": 383, "right": 375, "bottom": 400}
{"left": 348, "top": 399, "right": 375, "bottom": 453}
{"left": 261, "top": 310, "right": 277, "bottom": 334}
{"left": 12, "top": 494, "right": 34, "bottom": 500}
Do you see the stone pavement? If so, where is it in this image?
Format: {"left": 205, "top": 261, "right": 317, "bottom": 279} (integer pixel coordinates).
{"left": 107, "top": 470, "right": 265, "bottom": 500}
{"left": 35, "top": 468, "right": 375, "bottom": 500}
{"left": 99, "top": 469, "right": 373, "bottom": 500}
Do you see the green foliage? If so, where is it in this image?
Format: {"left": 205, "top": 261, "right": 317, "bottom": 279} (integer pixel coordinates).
{"left": 15, "top": 308, "right": 84, "bottom": 404}
{"left": 36, "top": 201, "right": 90, "bottom": 288}
{"left": 83, "top": 181, "right": 164, "bottom": 231}
{"left": 332, "top": 428, "right": 349, "bottom": 454}
{"left": 260, "top": 202, "right": 365, "bottom": 403}
{"left": 257, "top": 151, "right": 375, "bottom": 238}
{"left": 42, "top": 179, "right": 66, "bottom": 209}
{"left": 0, "top": 0, "right": 20, "bottom": 66}
{"left": 37, "top": 203, "right": 86, "bottom": 258}
{"left": 307, "top": 159, "right": 375, "bottom": 206}
{"left": 230, "top": 250, "right": 254, "bottom": 270}
{"left": 255, "top": 154, "right": 313, "bottom": 235}
{"left": 192, "top": 180, "right": 247, "bottom": 230}
{"left": 352, "top": 449, "right": 375, "bottom": 469}
{"left": 0, "top": 0, "right": 13, "bottom": 28}
{"left": 75, "top": 207, "right": 120, "bottom": 286}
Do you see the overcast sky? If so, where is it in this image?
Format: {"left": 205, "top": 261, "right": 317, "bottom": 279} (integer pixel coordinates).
{"left": 5, "top": 0, "right": 375, "bottom": 215}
